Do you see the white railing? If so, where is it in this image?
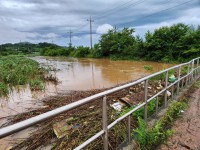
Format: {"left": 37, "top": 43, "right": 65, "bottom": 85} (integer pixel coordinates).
{"left": 0, "top": 57, "right": 199, "bottom": 150}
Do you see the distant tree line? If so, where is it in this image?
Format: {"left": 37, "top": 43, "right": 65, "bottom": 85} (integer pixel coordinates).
{"left": 64, "top": 23, "right": 200, "bottom": 62}
{"left": 0, "top": 42, "right": 67, "bottom": 56}
{"left": 1, "top": 23, "right": 199, "bottom": 62}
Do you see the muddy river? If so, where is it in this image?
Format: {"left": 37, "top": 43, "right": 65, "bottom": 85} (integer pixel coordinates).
{"left": 0, "top": 57, "right": 175, "bottom": 149}
{"left": 0, "top": 57, "right": 175, "bottom": 117}
{"left": 32, "top": 56, "right": 175, "bottom": 91}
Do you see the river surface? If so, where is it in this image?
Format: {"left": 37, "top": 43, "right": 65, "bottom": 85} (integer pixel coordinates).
{"left": 0, "top": 57, "right": 175, "bottom": 149}
{"left": 32, "top": 56, "right": 175, "bottom": 91}
{"left": 0, "top": 57, "right": 175, "bottom": 117}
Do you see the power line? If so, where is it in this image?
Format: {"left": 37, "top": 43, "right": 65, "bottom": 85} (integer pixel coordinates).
{"left": 94, "top": 0, "right": 136, "bottom": 19}
{"left": 72, "top": 0, "right": 146, "bottom": 33}
{"left": 117, "top": 0, "right": 195, "bottom": 28}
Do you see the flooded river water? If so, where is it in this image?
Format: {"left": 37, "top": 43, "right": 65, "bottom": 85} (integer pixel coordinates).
{"left": 0, "top": 57, "right": 175, "bottom": 149}
{"left": 32, "top": 56, "right": 175, "bottom": 91}
{"left": 0, "top": 57, "right": 175, "bottom": 117}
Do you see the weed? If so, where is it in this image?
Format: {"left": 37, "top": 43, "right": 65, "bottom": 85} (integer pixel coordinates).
{"left": 144, "top": 65, "right": 153, "bottom": 71}
{"left": 133, "top": 100, "right": 187, "bottom": 149}
{"left": 121, "top": 98, "right": 163, "bottom": 119}
{"left": 29, "top": 80, "right": 45, "bottom": 91}
{"left": 0, "top": 56, "right": 48, "bottom": 96}
{"left": 0, "top": 82, "right": 9, "bottom": 96}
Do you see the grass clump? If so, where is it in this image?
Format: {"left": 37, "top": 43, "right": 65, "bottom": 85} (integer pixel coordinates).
{"left": 133, "top": 101, "right": 187, "bottom": 149}
{"left": 0, "top": 56, "right": 47, "bottom": 96}
{"left": 120, "top": 98, "right": 163, "bottom": 119}
{"left": 144, "top": 65, "right": 153, "bottom": 71}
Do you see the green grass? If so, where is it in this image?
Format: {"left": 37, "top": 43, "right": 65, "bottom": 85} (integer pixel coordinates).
{"left": 0, "top": 56, "right": 47, "bottom": 96}
{"left": 144, "top": 65, "right": 153, "bottom": 71}
{"left": 133, "top": 101, "right": 187, "bottom": 149}
{"left": 120, "top": 97, "right": 163, "bottom": 119}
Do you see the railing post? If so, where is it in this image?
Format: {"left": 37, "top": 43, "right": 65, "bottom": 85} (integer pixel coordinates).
{"left": 164, "top": 71, "right": 168, "bottom": 107}
{"left": 186, "top": 64, "right": 190, "bottom": 87}
{"left": 177, "top": 66, "right": 181, "bottom": 95}
{"left": 191, "top": 60, "right": 194, "bottom": 81}
{"left": 144, "top": 79, "right": 148, "bottom": 122}
{"left": 171, "top": 85, "right": 174, "bottom": 101}
{"left": 196, "top": 59, "right": 199, "bottom": 78}
{"left": 155, "top": 96, "right": 158, "bottom": 117}
{"left": 102, "top": 96, "right": 108, "bottom": 150}
{"left": 181, "top": 78, "right": 184, "bottom": 90}
{"left": 128, "top": 115, "right": 131, "bottom": 143}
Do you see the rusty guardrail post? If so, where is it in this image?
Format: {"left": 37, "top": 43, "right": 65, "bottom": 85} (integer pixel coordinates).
{"left": 128, "top": 115, "right": 131, "bottom": 143}
{"left": 177, "top": 66, "right": 181, "bottom": 95}
{"left": 164, "top": 71, "right": 168, "bottom": 107}
{"left": 155, "top": 96, "right": 158, "bottom": 117}
{"left": 196, "top": 59, "right": 199, "bottom": 78}
{"left": 171, "top": 85, "right": 174, "bottom": 101}
{"left": 191, "top": 60, "right": 194, "bottom": 81}
{"left": 103, "top": 96, "right": 108, "bottom": 150}
{"left": 186, "top": 64, "right": 190, "bottom": 87}
{"left": 144, "top": 80, "right": 148, "bottom": 122}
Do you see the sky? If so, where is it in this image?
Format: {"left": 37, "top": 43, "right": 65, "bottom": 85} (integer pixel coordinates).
{"left": 0, "top": 0, "right": 199, "bottom": 46}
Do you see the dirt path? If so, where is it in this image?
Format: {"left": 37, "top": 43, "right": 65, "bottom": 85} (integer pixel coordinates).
{"left": 159, "top": 87, "right": 200, "bottom": 150}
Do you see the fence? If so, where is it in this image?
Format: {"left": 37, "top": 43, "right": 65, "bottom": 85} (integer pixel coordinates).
{"left": 0, "top": 57, "right": 199, "bottom": 149}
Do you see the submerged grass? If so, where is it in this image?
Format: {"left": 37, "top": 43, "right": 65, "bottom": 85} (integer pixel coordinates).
{"left": 0, "top": 56, "right": 47, "bottom": 96}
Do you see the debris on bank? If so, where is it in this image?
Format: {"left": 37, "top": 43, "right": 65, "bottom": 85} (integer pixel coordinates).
{"left": 1, "top": 74, "right": 182, "bottom": 150}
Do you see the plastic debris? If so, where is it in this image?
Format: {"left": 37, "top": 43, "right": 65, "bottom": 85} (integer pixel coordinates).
{"left": 180, "top": 110, "right": 184, "bottom": 113}
{"left": 169, "top": 75, "right": 176, "bottom": 83}
{"left": 167, "top": 90, "right": 171, "bottom": 97}
{"left": 111, "top": 102, "right": 124, "bottom": 111}
{"left": 89, "top": 106, "right": 95, "bottom": 109}
{"left": 156, "top": 86, "right": 163, "bottom": 90}
{"left": 53, "top": 117, "right": 80, "bottom": 139}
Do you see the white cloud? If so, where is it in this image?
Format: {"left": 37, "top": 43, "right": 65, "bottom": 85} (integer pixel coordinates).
{"left": 96, "top": 24, "right": 113, "bottom": 34}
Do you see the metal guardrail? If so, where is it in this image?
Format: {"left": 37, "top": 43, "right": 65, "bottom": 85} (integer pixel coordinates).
{"left": 0, "top": 57, "right": 199, "bottom": 150}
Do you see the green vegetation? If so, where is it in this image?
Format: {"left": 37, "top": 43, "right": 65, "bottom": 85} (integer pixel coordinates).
{"left": 0, "top": 56, "right": 47, "bottom": 96}
{"left": 120, "top": 98, "right": 163, "bottom": 119}
{"left": 134, "top": 100, "right": 187, "bottom": 149}
{"left": 40, "top": 44, "right": 69, "bottom": 56}
{"left": 69, "top": 46, "right": 90, "bottom": 57}
{"left": 0, "top": 42, "right": 70, "bottom": 57}
{"left": 57, "top": 23, "right": 200, "bottom": 62}
{"left": 144, "top": 65, "right": 153, "bottom": 71}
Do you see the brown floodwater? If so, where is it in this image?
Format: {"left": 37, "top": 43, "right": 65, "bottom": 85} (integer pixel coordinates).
{"left": 0, "top": 57, "right": 175, "bottom": 118}
{"left": 32, "top": 56, "right": 175, "bottom": 91}
{"left": 0, "top": 57, "right": 175, "bottom": 150}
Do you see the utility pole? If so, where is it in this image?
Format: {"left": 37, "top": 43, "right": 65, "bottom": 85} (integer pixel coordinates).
{"left": 68, "top": 30, "right": 73, "bottom": 47}
{"left": 87, "top": 16, "right": 94, "bottom": 49}
{"left": 18, "top": 40, "right": 21, "bottom": 51}
{"left": 114, "top": 25, "right": 117, "bottom": 32}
